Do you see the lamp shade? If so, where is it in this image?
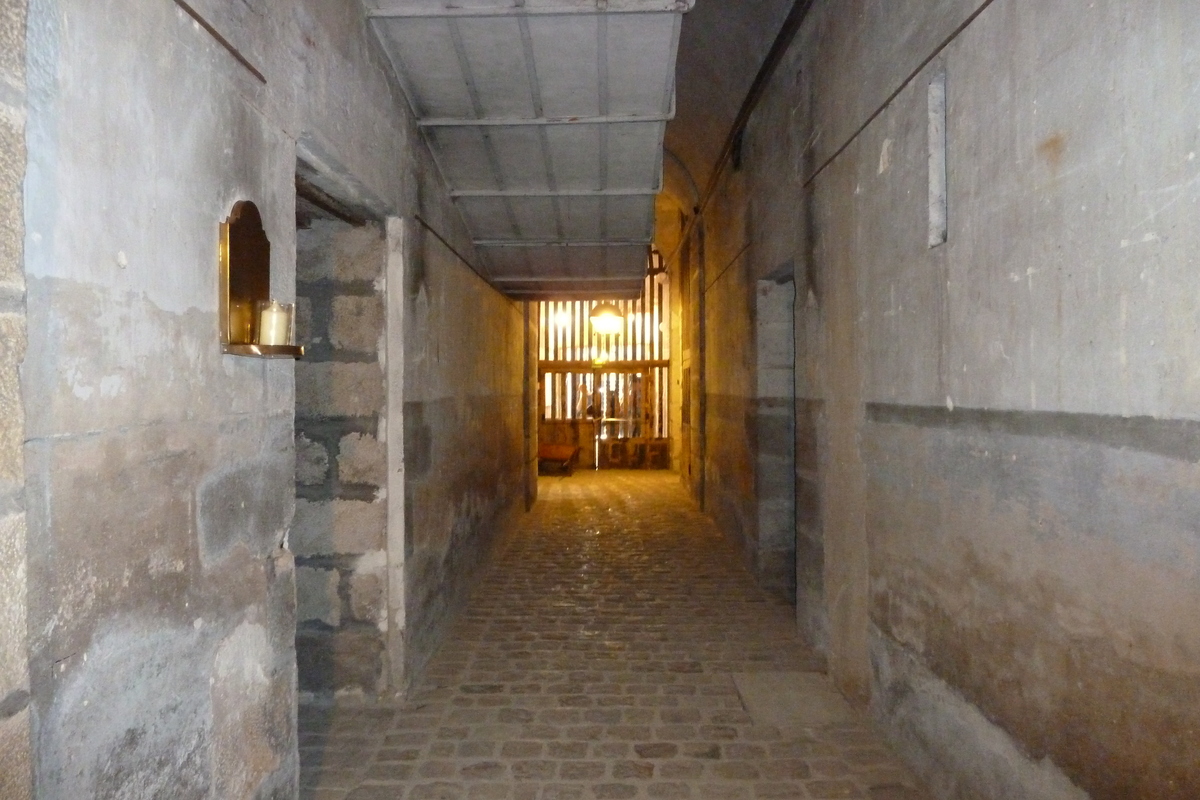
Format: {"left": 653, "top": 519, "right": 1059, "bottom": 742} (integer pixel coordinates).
{"left": 589, "top": 302, "right": 624, "bottom": 335}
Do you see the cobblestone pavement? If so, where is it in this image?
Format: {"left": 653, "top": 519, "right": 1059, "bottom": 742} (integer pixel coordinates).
{"left": 300, "top": 471, "right": 926, "bottom": 800}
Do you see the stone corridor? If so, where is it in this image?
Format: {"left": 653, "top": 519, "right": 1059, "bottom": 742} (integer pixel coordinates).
{"left": 299, "top": 472, "right": 926, "bottom": 800}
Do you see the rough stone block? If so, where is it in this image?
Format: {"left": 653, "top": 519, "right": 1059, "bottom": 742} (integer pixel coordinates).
{"left": 333, "top": 224, "right": 385, "bottom": 282}
{"left": 294, "top": 295, "right": 314, "bottom": 345}
{"left": 295, "top": 361, "right": 384, "bottom": 419}
{"left": 296, "top": 221, "right": 337, "bottom": 282}
{"left": 330, "top": 294, "right": 383, "bottom": 354}
{"left": 0, "top": 512, "right": 26, "bottom": 696}
{"left": 296, "top": 627, "right": 384, "bottom": 694}
{"left": 0, "top": 0, "right": 26, "bottom": 81}
{"left": 338, "top": 432, "right": 386, "bottom": 486}
{"left": 295, "top": 433, "right": 329, "bottom": 486}
{"left": 296, "top": 566, "right": 341, "bottom": 627}
{"left": 0, "top": 111, "right": 25, "bottom": 289}
{"left": 0, "top": 709, "right": 31, "bottom": 800}
{"left": 0, "top": 314, "right": 25, "bottom": 486}
{"left": 291, "top": 498, "right": 385, "bottom": 556}
{"left": 349, "top": 567, "right": 384, "bottom": 624}
{"left": 297, "top": 222, "right": 383, "bottom": 284}
{"left": 210, "top": 622, "right": 283, "bottom": 798}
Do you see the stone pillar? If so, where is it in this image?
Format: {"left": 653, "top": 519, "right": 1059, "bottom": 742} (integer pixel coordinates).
{"left": 293, "top": 219, "right": 389, "bottom": 695}
{"left": 755, "top": 278, "right": 797, "bottom": 598}
{"left": 384, "top": 216, "right": 407, "bottom": 693}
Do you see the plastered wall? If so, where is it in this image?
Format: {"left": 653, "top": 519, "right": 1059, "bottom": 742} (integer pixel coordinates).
{"left": 706, "top": 0, "right": 1200, "bottom": 796}
{"left": 23, "top": 2, "right": 304, "bottom": 791}
{"left": 17, "top": 0, "right": 527, "bottom": 793}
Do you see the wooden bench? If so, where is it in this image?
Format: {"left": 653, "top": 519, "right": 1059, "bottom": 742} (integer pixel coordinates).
{"left": 538, "top": 443, "right": 581, "bottom": 475}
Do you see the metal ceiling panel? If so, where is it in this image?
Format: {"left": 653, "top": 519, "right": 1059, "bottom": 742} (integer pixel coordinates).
{"left": 373, "top": 19, "right": 473, "bottom": 117}
{"left": 431, "top": 123, "right": 665, "bottom": 194}
{"left": 479, "top": 244, "right": 648, "bottom": 279}
{"left": 367, "top": 0, "right": 692, "bottom": 297}
{"left": 544, "top": 125, "right": 602, "bottom": 188}
{"left": 509, "top": 198, "right": 562, "bottom": 240}
{"left": 492, "top": 276, "right": 645, "bottom": 301}
{"left": 365, "top": 2, "right": 694, "bottom": 16}
{"left": 606, "top": 122, "right": 666, "bottom": 187}
{"left": 558, "top": 196, "right": 605, "bottom": 240}
{"left": 488, "top": 128, "right": 551, "bottom": 190}
{"left": 425, "top": 127, "right": 498, "bottom": 190}
{"left": 456, "top": 196, "right": 518, "bottom": 239}
{"left": 606, "top": 14, "right": 680, "bottom": 115}
{"left": 456, "top": 17, "right": 537, "bottom": 118}
{"left": 605, "top": 196, "right": 656, "bottom": 239}
{"left": 527, "top": 16, "right": 601, "bottom": 118}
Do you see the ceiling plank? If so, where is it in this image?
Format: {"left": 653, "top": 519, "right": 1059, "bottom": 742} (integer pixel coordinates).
{"left": 451, "top": 188, "right": 658, "bottom": 197}
{"left": 365, "top": 1, "right": 695, "bottom": 19}
{"left": 418, "top": 113, "right": 672, "bottom": 126}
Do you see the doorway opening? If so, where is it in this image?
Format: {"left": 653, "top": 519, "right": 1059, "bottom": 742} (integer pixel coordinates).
{"left": 292, "top": 174, "right": 389, "bottom": 698}
{"left": 537, "top": 269, "right": 671, "bottom": 470}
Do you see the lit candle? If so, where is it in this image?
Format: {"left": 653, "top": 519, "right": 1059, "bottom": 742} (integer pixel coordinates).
{"left": 257, "top": 300, "right": 293, "bottom": 345}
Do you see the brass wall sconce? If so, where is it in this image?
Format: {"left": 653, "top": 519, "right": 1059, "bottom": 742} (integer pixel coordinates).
{"left": 219, "top": 201, "right": 303, "bottom": 359}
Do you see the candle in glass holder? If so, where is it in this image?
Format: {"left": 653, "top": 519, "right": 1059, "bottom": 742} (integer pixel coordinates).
{"left": 256, "top": 300, "right": 293, "bottom": 346}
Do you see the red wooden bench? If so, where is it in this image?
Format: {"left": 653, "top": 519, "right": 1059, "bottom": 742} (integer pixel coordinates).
{"left": 537, "top": 443, "right": 581, "bottom": 475}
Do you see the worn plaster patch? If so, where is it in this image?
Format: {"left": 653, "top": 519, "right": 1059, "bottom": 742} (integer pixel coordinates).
{"left": 38, "top": 626, "right": 212, "bottom": 799}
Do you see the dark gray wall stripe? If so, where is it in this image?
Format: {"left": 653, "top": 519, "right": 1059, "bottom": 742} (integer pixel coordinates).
{"left": 866, "top": 403, "right": 1200, "bottom": 463}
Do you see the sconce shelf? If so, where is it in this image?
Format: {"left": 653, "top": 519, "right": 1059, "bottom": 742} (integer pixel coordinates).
{"left": 220, "top": 200, "right": 303, "bottom": 360}
{"left": 222, "top": 343, "right": 305, "bottom": 359}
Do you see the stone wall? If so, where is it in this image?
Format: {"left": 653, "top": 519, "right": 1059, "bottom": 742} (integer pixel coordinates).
{"left": 16, "top": 0, "right": 502, "bottom": 793}
{"left": 401, "top": 154, "right": 529, "bottom": 683}
{"left": 681, "top": 130, "right": 799, "bottom": 601}
{"left": 700, "top": 0, "right": 1200, "bottom": 796}
{"left": 294, "top": 219, "right": 388, "bottom": 696}
{"left": 23, "top": 0, "right": 302, "bottom": 782}
{"left": 0, "top": 0, "right": 30, "bottom": 796}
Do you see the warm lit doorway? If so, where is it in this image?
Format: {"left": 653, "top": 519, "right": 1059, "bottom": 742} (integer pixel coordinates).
{"left": 537, "top": 265, "right": 671, "bottom": 471}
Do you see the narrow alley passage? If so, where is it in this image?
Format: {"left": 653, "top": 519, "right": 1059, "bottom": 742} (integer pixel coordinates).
{"left": 300, "top": 472, "right": 925, "bottom": 800}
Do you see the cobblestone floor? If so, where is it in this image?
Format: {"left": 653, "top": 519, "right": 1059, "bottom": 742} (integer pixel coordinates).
{"left": 300, "top": 471, "right": 926, "bottom": 800}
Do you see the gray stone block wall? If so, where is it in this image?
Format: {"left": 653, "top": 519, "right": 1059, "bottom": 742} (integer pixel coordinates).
{"left": 294, "top": 219, "right": 389, "bottom": 696}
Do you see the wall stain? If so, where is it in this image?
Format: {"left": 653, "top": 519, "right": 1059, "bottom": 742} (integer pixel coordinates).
{"left": 1038, "top": 132, "right": 1067, "bottom": 175}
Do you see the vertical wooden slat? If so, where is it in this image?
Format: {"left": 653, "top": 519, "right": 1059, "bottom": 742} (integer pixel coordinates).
{"left": 569, "top": 300, "right": 577, "bottom": 362}
{"left": 628, "top": 297, "right": 638, "bottom": 359}
{"left": 628, "top": 298, "right": 638, "bottom": 362}
{"left": 641, "top": 283, "right": 647, "bottom": 362}
{"left": 645, "top": 274, "right": 651, "bottom": 361}
{"left": 656, "top": 278, "right": 664, "bottom": 361}
{"left": 557, "top": 301, "right": 564, "bottom": 361}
